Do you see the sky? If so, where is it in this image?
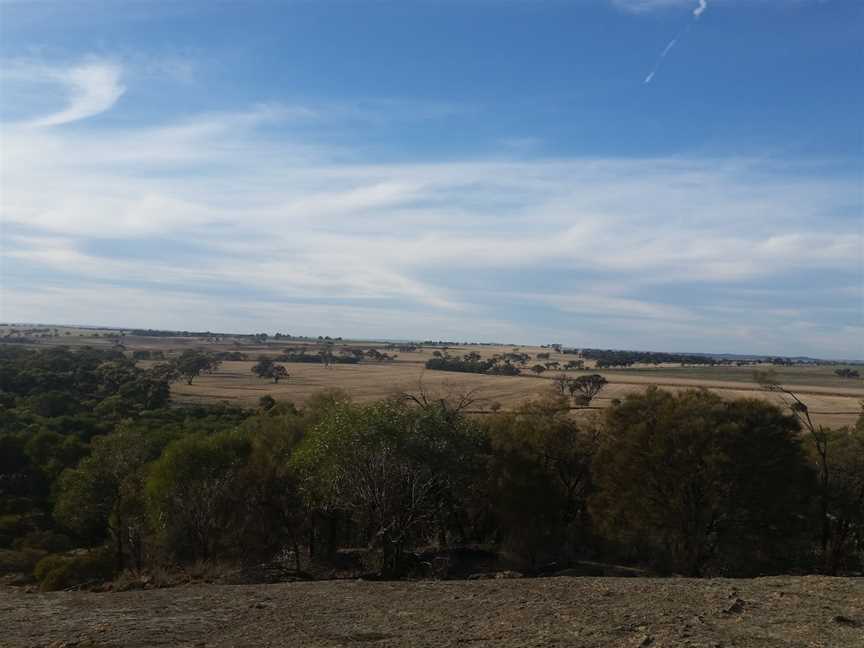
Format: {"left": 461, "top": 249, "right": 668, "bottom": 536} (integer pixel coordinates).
{"left": 0, "top": 0, "right": 861, "bottom": 359}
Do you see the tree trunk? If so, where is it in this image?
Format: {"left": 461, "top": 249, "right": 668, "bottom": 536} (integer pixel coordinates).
{"left": 113, "top": 518, "right": 125, "bottom": 573}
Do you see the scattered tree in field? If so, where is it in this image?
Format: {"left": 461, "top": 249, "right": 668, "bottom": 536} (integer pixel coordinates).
{"left": 251, "top": 357, "right": 289, "bottom": 383}
{"left": 531, "top": 364, "right": 546, "bottom": 375}
{"left": 399, "top": 381, "right": 480, "bottom": 419}
{"left": 319, "top": 348, "right": 334, "bottom": 368}
{"left": 173, "top": 349, "right": 221, "bottom": 385}
{"left": 568, "top": 374, "right": 607, "bottom": 406}
{"left": 552, "top": 373, "right": 570, "bottom": 396}
{"left": 835, "top": 368, "right": 861, "bottom": 379}
{"left": 252, "top": 356, "right": 274, "bottom": 379}
{"left": 503, "top": 351, "right": 530, "bottom": 366}
{"left": 270, "top": 365, "right": 289, "bottom": 383}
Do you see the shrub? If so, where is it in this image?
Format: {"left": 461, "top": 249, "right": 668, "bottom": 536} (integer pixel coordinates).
{"left": 592, "top": 387, "right": 813, "bottom": 576}
{"left": 34, "top": 550, "right": 114, "bottom": 591}
{"left": 13, "top": 530, "right": 72, "bottom": 553}
{"left": 0, "top": 548, "right": 47, "bottom": 575}
{"left": 0, "top": 514, "right": 25, "bottom": 547}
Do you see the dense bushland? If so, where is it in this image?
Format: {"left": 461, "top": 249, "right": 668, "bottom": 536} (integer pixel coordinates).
{"left": 425, "top": 350, "right": 521, "bottom": 375}
{"left": 578, "top": 348, "right": 721, "bottom": 367}
{"left": 1, "top": 346, "right": 862, "bottom": 590}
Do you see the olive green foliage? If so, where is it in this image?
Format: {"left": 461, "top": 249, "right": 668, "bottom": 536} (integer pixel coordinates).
{"left": 33, "top": 550, "right": 113, "bottom": 590}
{"left": 146, "top": 431, "right": 253, "bottom": 562}
{"left": 819, "top": 418, "right": 864, "bottom": 573}
{"left": 293, "top": 398, "right": 484, "bottom": 575}
{"left": 0, "top": 346, "right": 252, "bottom": 581}
{"left": 252, "top": 356, "right": 289, "bottom": 383}
{"left": 144, "top": 407, "right": 308, "bottom": 563}
{"left": 3, "top": 345, "right": 863, "bottom": 582}
{"left": 171, "top": 349, "right": 221, "bottom": 385}
{"left": 0, "top": 547, "right": 47, "bottom": 575}
{"left": 755, "top": 371, "right": 864, "bottom": 573}
{"left": 485, "top": 395, "right": 599, "bottom": 568}
{"left": 55, "top": 425, "right": 175, "bottom": 570}
{"left": 592, "top": 387, "right": 813, "bottom": 576}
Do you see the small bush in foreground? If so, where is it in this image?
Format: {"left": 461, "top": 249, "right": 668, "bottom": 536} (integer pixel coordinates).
{"left": 34, "top": 550, "right": 113, "bottom": 591}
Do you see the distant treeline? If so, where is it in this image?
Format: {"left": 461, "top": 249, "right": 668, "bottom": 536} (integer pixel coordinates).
{"left": 425, "top": 357, "right": 521, "bottom": 375}
{"left": 421, "top": 340, "right": 504, "bottom": 347}
{"left": 579, "top": 348, "right": 745, "bottom": 367}
{"left": 1, "top": 346, "right": 862, "bottom": 592}
{"left": 274, "top": 353, "right": 359, "bottom": 364}
{"left": 129, "top": 329, "right": 225, "bottom": 338}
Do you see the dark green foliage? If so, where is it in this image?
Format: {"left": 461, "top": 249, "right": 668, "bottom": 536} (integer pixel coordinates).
{"left": 252, "top": 356, "right": 289, "bottom": 383}
{"left": 0, "top": 345, "right": 857, "bottom": 581}
{"left": 171, "top": 349, "right": 221, "bottom": 385}
{"left": 425, "top": 356, "right": 521, "bottom": 375}
{"left": 251, "top": 355, "right": 274, "bottom": 378}
{"left": 146, "top": 431, "right": 253, "bottom": 562}
{"left": 566, "top": 374, "right": 608, "bottom": 406}
{"left": 55, "top": 425, "right": 176, "bottom": 570}
{"left": 0, "top": 547, "right": 47, "bottom": 575}
{"left": 834, "top": 368, "right": 860, "bottom": 379}
{"left": 484, "top": 396, "right": 599, "bottom": 568}
{"left": 293, "top": 399, "right": 485, "bottom": 576}
{"left": 33, "top": 550, "right": 113, "bottom": 590}
{"left": 592, "top": 387, "right": 813, "bottom": 576}
{"left": 273, "top": 352, "right": 359, "bottom": 364}
{"left": 259, "top": 394, "right": 277, "bottom": 411}
{"left": 581, "top": 348, "right": 719, "bottom": 367}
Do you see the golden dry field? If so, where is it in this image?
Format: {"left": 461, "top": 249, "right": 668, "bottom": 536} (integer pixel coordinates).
{"left": 4, "top": 327, "right": 862, "bottom": 427}
{"left": 128, "top": 336, "right": 861, "bottom": 428}
{"left": 171, "top": 360, "right": 862, "bottom": 428}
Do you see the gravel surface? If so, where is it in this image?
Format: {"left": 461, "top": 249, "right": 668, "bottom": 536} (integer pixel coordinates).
{"left": 2, "top": 576, "right": 863, "bottom": 648}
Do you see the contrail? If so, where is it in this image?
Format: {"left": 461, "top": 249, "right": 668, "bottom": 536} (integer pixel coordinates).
{"left": 643, "top": 0, "right": 708, "bottom": 84}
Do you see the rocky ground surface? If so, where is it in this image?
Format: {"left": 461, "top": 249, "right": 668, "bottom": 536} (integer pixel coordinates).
{"left": 2, "top": 576, "right": 862, "bottom": 648}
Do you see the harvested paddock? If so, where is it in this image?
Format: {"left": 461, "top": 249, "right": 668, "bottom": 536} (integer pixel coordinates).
{"left": 170, "top": 360, "right": 864, "bottom": 428}
{"left": 12, "top": 332, "right": 862, "bottom": 426}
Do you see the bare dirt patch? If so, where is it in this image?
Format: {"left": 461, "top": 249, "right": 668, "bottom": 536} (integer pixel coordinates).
{"left": 3, "top": 576, "right": 862, "bottom": 647}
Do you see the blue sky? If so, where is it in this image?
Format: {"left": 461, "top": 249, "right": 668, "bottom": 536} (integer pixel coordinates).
{"left": 0, "top": 0, "right": 861, "bottom": 358}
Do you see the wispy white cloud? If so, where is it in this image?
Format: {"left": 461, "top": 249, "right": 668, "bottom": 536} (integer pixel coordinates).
{"left": 4, "top": 60, "right": 126, "bottom": 127}
{"left": 613, "top": 0, "right": 701, "bottom": 13}
{"left": 1, "top": 58, "right": 860, "bottom": 357}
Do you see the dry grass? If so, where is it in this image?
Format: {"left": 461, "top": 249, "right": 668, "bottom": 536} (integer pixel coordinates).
{"left": 170, "top": 358, "right": 862, "bottom": 428}
{"left": 12, "top": 331, "right": 862, "bottom": 427}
